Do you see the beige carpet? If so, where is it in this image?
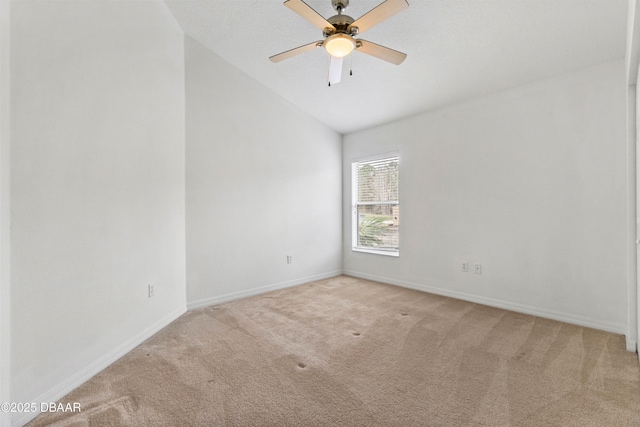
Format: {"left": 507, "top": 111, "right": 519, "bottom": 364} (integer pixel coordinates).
{"left": 28, "top": 275, "right": 640, "bottom": 426}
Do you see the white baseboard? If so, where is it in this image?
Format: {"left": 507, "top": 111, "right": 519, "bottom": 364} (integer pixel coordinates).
{"left": 187, "top": 270, "right": 344, "bottom": 311}
{"left": 14, "top": 305, "right": 186, "bottom": 427}
{"left": 344, "top": 270, "right": 628, "bottom": 338}
{"left": 626, "top": 339, "right": 637, "bottom": 353}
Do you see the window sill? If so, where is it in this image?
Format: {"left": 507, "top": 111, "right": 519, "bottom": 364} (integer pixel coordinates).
{"left": 352, "top": 247, "right": 399, "bottom": 257}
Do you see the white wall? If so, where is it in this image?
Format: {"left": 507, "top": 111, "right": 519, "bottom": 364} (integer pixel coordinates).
{"left": 636, "top": 63, "right": 640, "bottom": 355}
{"left": 627, "top": 0, "right": 640, "bottom": 360}
{"left": 344, "top": 60, "right": 629, "bottom": 338}
{"left": 631, "top": 0, "right": 640, "bottom": 358}
{"left": 0, "top": 0, "right": 11, "bottom": 425}
{"left": 10, "top": 1, "right": 186, "bottom": 423}
{"left": 626, "top": 83, "right": 637, "bottom": 353}
{"left": 185, "top": 37, "right": 342, "bottom": 309}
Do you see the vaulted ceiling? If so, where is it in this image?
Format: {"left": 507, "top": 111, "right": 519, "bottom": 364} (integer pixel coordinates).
{"left": 164, "top": 0, "right": 628, "bottom": 134}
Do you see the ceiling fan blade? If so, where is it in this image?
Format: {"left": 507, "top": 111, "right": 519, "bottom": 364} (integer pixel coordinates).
{"left": 328, "top": 56, "right": 343, "bottom": 86}
{"left": 269, "top": 40, "right": 323, "bottom": 63}
{"left": 356, "top": 39, "right": 406, "bottom": 65}
{"left": 284, "top": 0, "right": 336, "bottom": 32}
{"left": 348, "top": 0, "right": 409, "bottom": 35}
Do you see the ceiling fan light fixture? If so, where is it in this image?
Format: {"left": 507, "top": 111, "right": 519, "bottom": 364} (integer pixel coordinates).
{"left": 324, "top": 33, "right": 355, "bottom": 58}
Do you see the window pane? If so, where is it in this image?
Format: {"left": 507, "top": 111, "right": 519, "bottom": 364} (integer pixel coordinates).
{"left": 357, "top": 157, "right": 398, "bottom": 203}
{"left": 357, "top": 204, "right": 399, "bottom": 249}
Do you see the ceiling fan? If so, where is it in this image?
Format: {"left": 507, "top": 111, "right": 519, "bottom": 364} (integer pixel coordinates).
{"left": 269, "top": 0, "right": 409, "bottom": 86}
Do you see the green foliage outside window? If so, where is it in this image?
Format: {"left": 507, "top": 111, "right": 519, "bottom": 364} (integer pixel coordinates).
{"left": 358, "top": 216, "right": 386, "bottom": 246}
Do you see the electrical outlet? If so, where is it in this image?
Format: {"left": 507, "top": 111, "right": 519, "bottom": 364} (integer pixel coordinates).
{"left": 148, "top": 284, "right": 154, "bottom": 298}
{"left": 474, "top": 264, "right": 482, "bottom": 274}
{"left": 461, "top": 262, "right": 469, "bottom": 272}
{"left": 287, "top": 255, "right": 292, "bottom": 264}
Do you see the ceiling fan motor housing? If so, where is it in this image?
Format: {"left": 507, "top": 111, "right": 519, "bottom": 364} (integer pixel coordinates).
{"left": 325, "top": 14, "right": 357, "bottom": 37}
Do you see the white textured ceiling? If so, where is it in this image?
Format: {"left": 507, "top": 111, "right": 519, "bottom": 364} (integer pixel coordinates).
{"left": 164, "top": 0, "right": 628, "bottom": 134}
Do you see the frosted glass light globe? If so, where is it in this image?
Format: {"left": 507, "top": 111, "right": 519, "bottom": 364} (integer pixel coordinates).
{"left": 324, "top": 33, "right": 356, "bottom": 58}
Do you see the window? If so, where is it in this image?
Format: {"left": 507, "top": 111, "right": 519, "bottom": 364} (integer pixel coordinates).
{"left": 352, "top": 153, "right": 399, "bottom": 256}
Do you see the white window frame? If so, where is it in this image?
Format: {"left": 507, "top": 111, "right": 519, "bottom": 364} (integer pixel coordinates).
{"left": 351, "top": 151, "right": 399, "bottom": 257}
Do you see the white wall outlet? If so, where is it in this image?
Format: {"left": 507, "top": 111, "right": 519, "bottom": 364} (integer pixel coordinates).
{"left": 148, "top": 284, "right": 154, "bottom": 298}
{"left": 461, "top": 262, "right": 469, "bottom": 272}
{"left": 286, "top": 255, "right": 292, "bottom": 264}
{"left": 474, "top": 264, "right": 482, "bottom": 274}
